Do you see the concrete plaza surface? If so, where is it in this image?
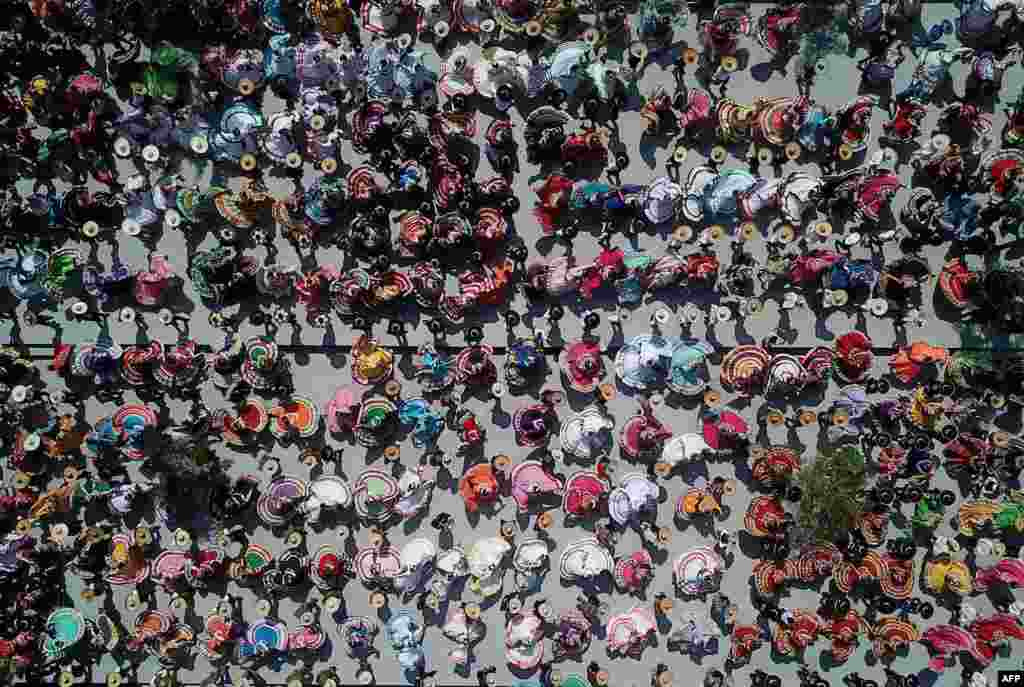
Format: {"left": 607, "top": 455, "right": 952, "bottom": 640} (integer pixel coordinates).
{"left": 10, "top": 2, "right": 1024, "bottom": 687}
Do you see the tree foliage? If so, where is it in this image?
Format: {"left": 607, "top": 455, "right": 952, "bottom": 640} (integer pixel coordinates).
{"left": 797, "top": 446, "right": 867, "bottom": 542}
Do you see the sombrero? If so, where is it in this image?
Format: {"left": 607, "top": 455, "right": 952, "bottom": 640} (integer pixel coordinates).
{"left": 397, "top": 398, "right": 443, "bottom": 449}
{"left": 743, "top": 496, "right": 788, "bottom": 539}
{"left": 801, "top": 346, "right": 836, "bottom": 384}
{"left": 438, "top": 49, "right": 476, "bottom": 98}
{"left": 346, "top": 165, "right": 381, "bottom": 201}
{"left": 71, "top": 341, "right": 124, "bottom": 385}
{"left": 213, "top": 189, "right": 262, "bottom": 229}
{"left": 398, "top": 212, "right": 433, "bottom": 258}
{"left": 459, "top": 463, "right": 500, "bottom": 513}
{"left": 750, "top": 447, "right": 802, "bottom": 488}
{"left": 218, "top": 101, "right": 264, "bottom": 141}
{"left": 560, "top": 340, "right": 605, "bottom": 393}
{"left": 132, "top": 609, "right": 172, "bottom": 644}
{"left": 475, "top": 206, "right": 508, "bottom": 242}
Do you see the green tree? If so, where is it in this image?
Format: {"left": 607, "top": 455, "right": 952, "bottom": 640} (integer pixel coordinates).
{"left": 797, "top": 446, "right": 867, "bottom": 542}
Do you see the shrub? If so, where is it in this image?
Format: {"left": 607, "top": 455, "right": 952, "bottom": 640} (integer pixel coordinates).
{"left": 796, "top": 446, "right": 866, "bottom": 542}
